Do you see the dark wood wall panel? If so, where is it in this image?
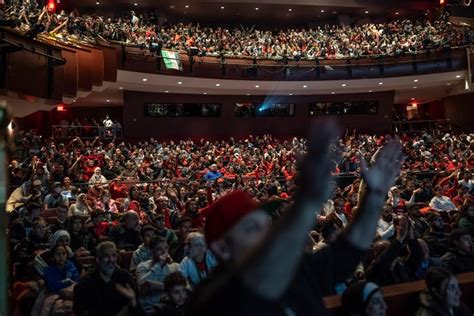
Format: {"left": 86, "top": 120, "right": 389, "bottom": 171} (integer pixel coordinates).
{"left": 75, "top": 48, "right": 93, "bottom": 91}
{"left": 89, "top": 47, "right": 104, "bottom": 86}
{"left": 98, "top": 45, "right": 118, "bottom": 82}
{"left": 61, "top": 49, "right": 79, "bottom": 97}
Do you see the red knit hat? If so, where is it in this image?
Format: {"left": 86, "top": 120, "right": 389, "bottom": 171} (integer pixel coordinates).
{"left": 204, "top": 191, "right": 259, "bottom": 244}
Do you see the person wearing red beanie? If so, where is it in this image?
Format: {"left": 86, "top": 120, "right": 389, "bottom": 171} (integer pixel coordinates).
{"left": 188, "top": 121, "right": 404, "bottom": 316}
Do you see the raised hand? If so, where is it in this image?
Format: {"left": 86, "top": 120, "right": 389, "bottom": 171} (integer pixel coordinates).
{"left": 359, "top": 138, "right": 404, "bottom": 195}
{"left": 297, "top": 120, "right": 341, "bottom": 203}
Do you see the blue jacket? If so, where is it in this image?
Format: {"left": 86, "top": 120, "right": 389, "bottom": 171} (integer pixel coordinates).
{"left": 44, "top": 260, "right": 80, "bottom": 293}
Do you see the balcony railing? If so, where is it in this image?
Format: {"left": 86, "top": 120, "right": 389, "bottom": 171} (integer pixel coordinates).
{"left": 392, "top": 119, "right": 453, "bottom": 133}
{"left": 52, "top": 125, "right": 123, "bottom": 139}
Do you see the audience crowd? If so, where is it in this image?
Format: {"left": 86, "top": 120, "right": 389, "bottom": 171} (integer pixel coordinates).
{"left": 5, "top": 125, "right": 474, "bottom": 315}
{"left": 0, "top": 2, "right": 472, "bottom": 60}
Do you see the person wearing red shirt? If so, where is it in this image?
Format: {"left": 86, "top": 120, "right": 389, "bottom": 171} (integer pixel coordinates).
{"left": 109, "top": 177, "right": 128, "bottom": 200}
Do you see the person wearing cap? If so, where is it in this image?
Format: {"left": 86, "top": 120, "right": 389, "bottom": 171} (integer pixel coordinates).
{"left": 341, "top": 281, "right": 386, "bottom": 316}
{"left": 441, "top": 229, "right": 474, "bottom": 274}
{"left": 43, "top": 182, "right": 69, "bottom": 210}
{"left": 187, "top": 122, "right": 404, "bottom": 316}
{"left": 108, "top": 210, "right": 142, "bottom": 251}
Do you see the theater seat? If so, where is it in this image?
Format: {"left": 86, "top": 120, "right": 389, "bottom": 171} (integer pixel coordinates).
{"left": 77, "top": 256, "right": 97, "bottom": 270}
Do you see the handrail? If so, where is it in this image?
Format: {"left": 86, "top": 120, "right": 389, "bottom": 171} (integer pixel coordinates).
{"left": 392, "top": 119, "right": 453, "bottom": 133}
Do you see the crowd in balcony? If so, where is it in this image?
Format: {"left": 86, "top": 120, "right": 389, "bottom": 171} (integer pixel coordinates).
{"left": 6, "top": 123, "right": 474, "bottom": 315}
{"left": 0, "top": 1, "right": 473, "bottom": 60}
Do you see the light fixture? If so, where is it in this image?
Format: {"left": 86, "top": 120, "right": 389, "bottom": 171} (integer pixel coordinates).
{"left": 255, "top": 85, "right": 260, "bottom": 88}
{"left": 203, "top": 92, "right": 207, "bottom": 95}
{"left": 119, "top": 87, "right": 124, "bottom": 90}
{"left": 106, "top": 99, "right": 111, "bottom": 103}
{"left": 73, "top": 99, "right": 77, "bottom": 103}
{"left": 255, "top": 7, "right": 259, "bottom": 10}
{"left": 456, "top": 75, "right": 461, "bottom": 78}
{"left": 164, "top": 90, "right": 169, "bottom": 93}
{"left": 365, "top": 10, "right": 369, "bottom": 14}
{"left": 331, "top": 91, "right": 335, "bottom": 94}
{"left": 96, "top": 1, "right": 100, "bottom": 5}
{"left": 289, "top": 93, "right": 293, "bottom": 96}
{"left": 321, "top": 9, "right": 325, "bottom": 13}
{"left": 303, "top": 85, "right": 308, "bottom": 88}
{"left": 378, "top": 82, "right": 383, "bottom": 85}
{"left": 185, "top": 5, "right": 189, "bottom": 8}
{"left": 446, "top": 83, "right": 451, "bottom": 86}
{"left": 413, "top": 86, "right": 417, "bottom": 89}
{"left": 134, "top": 3, "right": 138, "bottom": 6}
{"left": 413, "top": 79, "right": 418, "bottom": 83}
{"left": 341, "top": 83, "right": 346, "bottom": 87}
{"left": 288, "top": 8, "right": 292, "bottom": 12}
{"left": 368, "top": 90, "right": 373, "bottom": 93}
{"left": 142, "top": 78, "right": 148, "bottom": 82}
{"left": 221, "top": 6, "right": 224, "bottom": 9}
{"left": 215, "top": 83, "right": 221, "bottom": 87}
{"left": 411, "top": 97, "right": 415, "bottom": 100}
{"left": 178, "top": 81, "right": 183, "bottom": 85}
{"left": 395, "top": 12, "right": 399, "bottom": 15}
{"left": 246, "top": 93, "right": 251, "bottom": 96}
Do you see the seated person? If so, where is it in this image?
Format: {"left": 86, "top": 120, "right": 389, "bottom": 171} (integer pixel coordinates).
{"left": 179, "top": 232, "right": 217, "bottom": 288}
{"left": 67, "top": 215, "right": 96, "bottom": 257}
{"left": 422, "top": 213, "right": 450, "bottom": 258}
{"left": 429, "top": 185, "right": 457, "bottom": 213}
{"left": 73, "top": 241, "right": 143, "bottom": 316}
{"left": 108, "top": 211, "right": 142, "bottom": 251}
{"left": 441, "top": 229, "right": 474, "bottom": 274}
{"left": 49, "top": 205, "right": 70, "bottom": 234}
{"left": 152, "top": 214, "right": 178, "bottom": 249}
{"left": 130, "top": 225, "right": 156, "bottom": 274}
{"left": 341, "top": 281, "right": 386, "bottom": 316}
{"left": 416, "top": 267, "right": 471, "bottom": 316}
{"left": 136, "top": 236, "right": 180, "bottom": 313}
{"left": 44, "top": 244, "right": 80, "bottom": 293}
{"left": 43, "top": 182, "right": 69, "bottom": 211}
{"left": 155, "top": 272, "right": 189, "bottom": 316}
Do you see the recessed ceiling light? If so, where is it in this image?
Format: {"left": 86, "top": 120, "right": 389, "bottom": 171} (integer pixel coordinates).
{"left": 368, "top": 90, "right": 373, "bottom": 93}
{"left": 395, "top": 12, "right": 399, "bottom": 15}
{"left": 164, "top": 90, "right": 169, "bottom": 93}
{"left": 221, "top": 6, "right": 224, "bottom": 9}
{"left": 177, "top": 81, "right": 183, "bottom": 85}
{"left": 321, "top": 9, "right": 325, "bottom": 13}
{"left": 119, "top": 87, "right": 123, "bottom": 90}
{"left": 365, "top": 10, "right": 369, "bottom": 14}
{"left": 134, "top": 3, "right": 138, "bottom": 6}
{"left": 185, "top": 5, "right": 189, "bottom": 8}
{"left": 413, "top": 86, "right": 417, "bottom": 89}
{"left": 106, "top": 99, "right": 110, "bottom": 103}
{"left": 331, "top": 91, "right": 335, "bottom": 94}
{"left": 255, "top": 7, "right": 259, "bottom": 10}
{"left": 96, "top": 1, "right": 100, "bottom": 5}
{"left": 255, "top": 85, "right": 260, "bottom": 88}
{"left": 246, "top": 93, "right": 251, "bottom": 96}
{"left": 446, "top": 83, "right": 451, "bottom": 86}
{"left": 378, "top": 82, "right": 383, "bottom": 85}
{"left": 341, "top": 83, "right": 346, "bottom": 87}
{"left": 203, "top": 92, "right": 207, "bottom": 95}
{"left": 288, "top": 8, "right": 292, "bottom": 12}
{"left": 411, "top": 97, "right": 415, "bottom": 100}
{"left": 413, "top": 79, "right": 418, "bottom": 83}
{"left": 142, "top": 78, "right": 148, "bottom": 82}
{"left": 456, "top": 75, "right": 461, "bottom": 78}
{"left": 215, "top": 83, "right": 221, "bottom": 87}
{"left": 289, "top": 93, "right": 293, "bottom": 96}
{"left": 73, "top": 99, "right": 77, "bottom": 103}
{"left": 303, "top": 85, "right": 308, "bottom": 88}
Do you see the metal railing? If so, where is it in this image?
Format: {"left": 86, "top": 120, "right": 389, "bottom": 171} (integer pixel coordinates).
{"left": 51, "top": 125, "right": 123, "bottom": 139}
{"left": 392, "top": 119, "right": 453, "bottom": 133}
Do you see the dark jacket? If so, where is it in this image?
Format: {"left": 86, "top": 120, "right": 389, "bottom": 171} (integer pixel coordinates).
{"left": 441, "top": 249, "right": 474, "bottom": 274}
{"left": 415, "top": 290, "right": 471, "bottom": 316}
{"left": 422, "top": 231, "right": 450, "bottom": 258}
{"left": 155, "top": 297, "right": 187, "bottom": 316}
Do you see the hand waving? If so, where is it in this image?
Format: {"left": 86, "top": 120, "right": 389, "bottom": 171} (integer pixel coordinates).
{"left": 297, "top": 120, "right": 341, "bottom": 203}
{"left": 359, "top": 138, "right": 404, "bottom": 195}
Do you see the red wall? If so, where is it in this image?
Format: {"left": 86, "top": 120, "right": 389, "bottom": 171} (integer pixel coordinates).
{"left": 123, "top": 90, "right": 395, "bottom": 140}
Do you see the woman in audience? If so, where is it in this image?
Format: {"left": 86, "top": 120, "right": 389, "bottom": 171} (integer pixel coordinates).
{"left": 416, "top": 267, "right": 471, "bottom": 316}
{"left": 341, "top": 281, "right": 387, "bottom": 316}
{"left": 67, "top": 215, "right": 96, "bottom": 257}
{"left": 69, "top": 193, "right": 92, "bottom": 216}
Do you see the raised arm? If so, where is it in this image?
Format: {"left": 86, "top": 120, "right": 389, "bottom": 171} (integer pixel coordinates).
{"left": 240, "top": 121, "right": 340, "bottom": 299}
{"left": 344, "top": 139, "right": 404, "bottom": 250}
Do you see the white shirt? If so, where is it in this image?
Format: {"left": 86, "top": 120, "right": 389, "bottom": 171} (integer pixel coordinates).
{"left": 376, "top": 219, "right": 395, "bottom": 240}
{"left": 429, "top": 196, "right": 457, "bottom": 212}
